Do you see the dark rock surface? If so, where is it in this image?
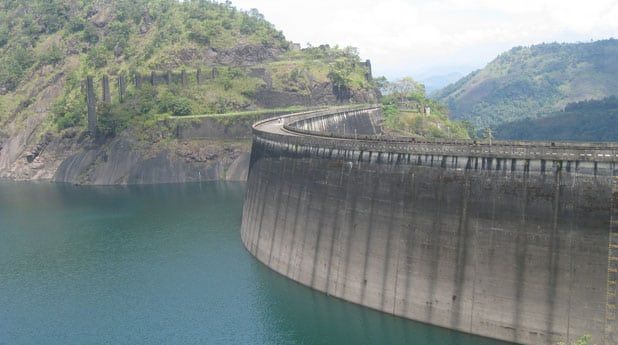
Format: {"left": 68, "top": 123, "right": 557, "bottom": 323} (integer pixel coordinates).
{"left": 54, "top": 137, "right": 250, "bottom": 185}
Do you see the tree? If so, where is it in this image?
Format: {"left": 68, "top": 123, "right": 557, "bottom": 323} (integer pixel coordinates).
{"left": 387, "top": 77, "right": 426, "bottom": 102}
{"left": 86, "top": 45, "right": 108, "bottom": 68}
{"left": 247, "top": 8, "right": 264, "bottom": 19}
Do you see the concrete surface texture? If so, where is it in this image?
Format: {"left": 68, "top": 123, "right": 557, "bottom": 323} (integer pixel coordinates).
{"left": 240, "top": 107, "right": 618, "bottom": 345}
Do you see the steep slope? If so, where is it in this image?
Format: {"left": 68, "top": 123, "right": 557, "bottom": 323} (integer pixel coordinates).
{"left": 0, "top": 0, "right": 377, "bottom": 183}
{"left": 435, "top": 39, "right": 618, "bottom": 129}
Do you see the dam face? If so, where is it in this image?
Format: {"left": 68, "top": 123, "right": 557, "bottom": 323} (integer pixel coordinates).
{"left": 240, "top": 107, "right": 618, "bottom": 345}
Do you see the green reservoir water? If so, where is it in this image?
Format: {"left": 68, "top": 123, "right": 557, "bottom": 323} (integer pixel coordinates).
{"left": 0, "top": 182, "right": 511, "bottom": 345}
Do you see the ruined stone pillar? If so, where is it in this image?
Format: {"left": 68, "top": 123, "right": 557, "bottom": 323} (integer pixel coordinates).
{"left": 134, "top": 74, "right": 142, "bottom": 88}
{"left": 166, "top": 70, "right": 171, "bottom": 85}
{"left": 102, "top": 75, "right": 111, "bottom": 103}
{"left": 196, "top": 68, "right": 202, "bottom": 84}
{"left": 150, "top": 71, "right": 155, "bottom": 86}
{"left": 118, "top": 75, "right": 126, "bottom": 103}
{"left": 181, "top": 69, "right": 187, "bottom": 86}
{"left": 86, "top": 76, "right": 96, "bottom": 137}
{"left": 364, "top": 59, "right": 373, "bottom": 81}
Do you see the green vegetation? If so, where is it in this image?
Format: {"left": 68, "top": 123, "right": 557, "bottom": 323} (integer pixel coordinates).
{"left": 173, "top": 105, "right": 309, "bottom": 120}
{"left": 0, "top": 46, "right": 35, "bottom": 91}
{"left": 435, "top": 39, "right": 618, "bottom": 130}
{"left": 557, "top": 334, "right": 595, "bottom": 345}
{"left": 264, "top": 45, "right": 372, "bottom": 96}
{"left": 380, "top": 77, "right": 471, "bottom": 139}
{"left": 0, "top": 0, "right": 375, "bottom": 139}
{"left": 496, "top": 96, "right": 618, "bottom": 141}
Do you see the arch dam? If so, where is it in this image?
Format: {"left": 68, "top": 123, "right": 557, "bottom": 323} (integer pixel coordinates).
{"left": 240, "top": 106, "right": 618, "bottom": 345}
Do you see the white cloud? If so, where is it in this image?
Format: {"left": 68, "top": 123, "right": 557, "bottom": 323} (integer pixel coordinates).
{"left": 230, "top": 0, "right": 618, "bottom": 79}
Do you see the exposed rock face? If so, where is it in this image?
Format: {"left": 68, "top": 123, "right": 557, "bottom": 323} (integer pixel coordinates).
{"left": 1, "top": 128, "right": 251, "bottom": 185}
{"left": 0, "top": 78, "right": 253, "bottom": 185}
{"left": 214, "top": 44, "right": 282, "bottom": 66}
{"left": 172, "top": 115, "right": 264, "bottom": 140}
{"left": 54, "top": 136, "right": 250, "bottom": 185}
{"left": 0, "top": 66, "right": 74, "bottom": 181}
{"left": 254, "top": 82, "right": 378, "bottom": 109}
{"left": 152, "top": 44, "right": 285, "bottom": 70}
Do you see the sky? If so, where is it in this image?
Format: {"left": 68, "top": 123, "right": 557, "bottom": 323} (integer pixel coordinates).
{"left": 230, "top": 0, "right": 618, "bottom": 80}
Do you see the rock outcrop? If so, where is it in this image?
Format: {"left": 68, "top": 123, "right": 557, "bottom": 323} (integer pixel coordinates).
{"left": 54, "top": 136, "right": 250, "bottom": 185}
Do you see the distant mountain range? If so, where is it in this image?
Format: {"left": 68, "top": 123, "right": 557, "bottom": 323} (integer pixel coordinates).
{"left": 419, "top": 72, "right": 466, "bottom": 94}
{"left": 434, "top": 39, "right": 618, "bottom": 140}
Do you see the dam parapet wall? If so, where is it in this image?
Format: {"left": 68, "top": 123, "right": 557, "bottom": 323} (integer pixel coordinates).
{"left": 284, "top": 106, "right": 383, "bottom": 136}
{"left": 241, "top": 106, "right": 618, "bottom": 345}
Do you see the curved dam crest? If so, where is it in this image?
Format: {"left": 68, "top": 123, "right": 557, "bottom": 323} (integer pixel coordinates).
{"left": 240, "top": 106, "right": 618, "bottom": 345}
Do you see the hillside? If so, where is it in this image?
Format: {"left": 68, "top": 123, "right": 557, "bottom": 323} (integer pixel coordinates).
{"left": 434, "top": 39, "right": 618, "bottom": 130}
{"left": 495, "top": 96, "right": 618, "bottom": 141}
{"left": 0, "top": 0, "right": 378, "bottom": 183}
{"left": 380, "top": 77, "right": 471, "bottom": 139}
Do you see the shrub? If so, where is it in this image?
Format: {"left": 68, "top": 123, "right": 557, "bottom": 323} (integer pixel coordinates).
{"left": 97, "top": 103, "right": 126, "bottom": 138}
{"left": 67, "top": 17, "right": 85, "bottom": 33}
{"left": 382, "top": 102, "right": 400, "bottom": 128}
{"left": 0, "top": 46, "right": 36, "bottom": 91}
{"left": 103, "top": 21, "right": 131, "bottom": 50}
{"left": 81, "top": 23, "right": 99, "bottom": 44}
{"left": 328, "top": 61, "right": 353, "bottom": 88}
{"left": 135, "top": 86, "right": 158, "bottom": 115}
{"left": 86, "top": 45, "right": 108, "bottom": 68}
{"left": 38, "top": 44, "right": 63, "bottom": 66}
{"left": 557, "top": 335, "right": 594, "bottom": 345}
{"left": 53, "top": 93, "right": 86, "bottom": 130}
{"left": 167, "top": 97, "right": 193, "bottom": 116}
{"left": 156, "top": 90, "right": 192, "bottom": 116}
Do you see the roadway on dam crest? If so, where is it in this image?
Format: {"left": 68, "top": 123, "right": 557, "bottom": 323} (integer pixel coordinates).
{"left": 241, "top": 106, "right": 618, "bottom": 345}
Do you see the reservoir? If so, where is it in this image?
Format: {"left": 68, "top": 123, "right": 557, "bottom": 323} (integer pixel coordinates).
{"left": 0, "top": 182, "right": 510, "bottom": 345}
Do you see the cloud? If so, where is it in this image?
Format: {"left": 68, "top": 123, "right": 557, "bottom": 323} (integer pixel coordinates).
{"left": 230, "top": 0, "right": 618, "bottom": 78}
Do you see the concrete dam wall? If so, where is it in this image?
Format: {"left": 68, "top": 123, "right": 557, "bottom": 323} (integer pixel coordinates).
{"left": 240, "top": 107, "right": 618, "bottom": 345}
{"left": 286, "top": 107, "right": 382, "bottom": 136}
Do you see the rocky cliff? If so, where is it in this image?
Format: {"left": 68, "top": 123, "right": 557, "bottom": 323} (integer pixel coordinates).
{"left": 0, "top": 104, "right": 253, "bottom": 184}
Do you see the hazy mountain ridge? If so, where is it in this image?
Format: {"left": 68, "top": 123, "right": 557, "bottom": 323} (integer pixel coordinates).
{"left": 419, "top": 71, "right": 466, "bottom": 94}
{"left": 434, "top": 39, "right": 618, "bottom": 131}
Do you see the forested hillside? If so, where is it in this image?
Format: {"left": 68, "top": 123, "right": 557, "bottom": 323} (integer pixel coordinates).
{"left": 435, "top": 39, "right": 618, "bottom": 130}
{"left": 495, "top": 96, "right": 618, "bottom": 141}
{"left": 0, "top": 0, "right": 377, "bottom": 183}
{"left": 0, "top": 0, "right": 376, "bottom": 137}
